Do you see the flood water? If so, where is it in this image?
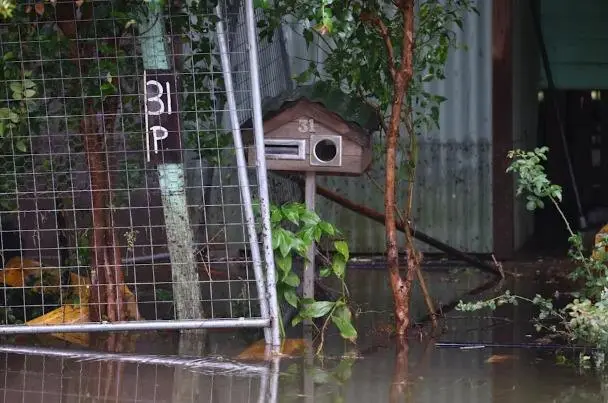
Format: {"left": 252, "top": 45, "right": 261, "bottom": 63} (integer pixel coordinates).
{"left": 0, "top": 264, "right": 606, "bottom": 403}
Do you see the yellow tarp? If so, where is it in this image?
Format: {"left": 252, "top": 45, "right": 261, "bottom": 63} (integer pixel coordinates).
{"left": 0, "top": 257, "right": 140, "bottom": 346}
{"left": 237, "top": 338, "right": 306, "bottom": 361}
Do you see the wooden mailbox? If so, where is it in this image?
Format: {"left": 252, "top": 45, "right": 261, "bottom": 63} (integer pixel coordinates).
{"left": 244, "top": 85, "right": 380, "bottom": 307}
{"left": 246, "top": 86, "right": 380, "bottom": 176}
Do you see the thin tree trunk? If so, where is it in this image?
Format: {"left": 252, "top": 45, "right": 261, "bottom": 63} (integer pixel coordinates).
{"left": 99, "top": 106, "right": 127, "bottom": 321}
{"left": 384, "top": 0, "right": 415, "bottom": 337}
{"left": 83, "top": 111, "right": 117, "bottom": 322}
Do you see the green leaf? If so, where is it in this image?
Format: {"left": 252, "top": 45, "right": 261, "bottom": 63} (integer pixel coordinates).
{"left": 319, "top": 221, "right": 335, "bottom": 236}
{"left": 270, "top": 205, "right": 282, "bottom": 223}
{"left": 303, "top": 29, "right": 314, "bottom": 46}
{"left": 293, "top": 69, "right": 311, "bottom": 84}
{"left": 279, "top": 234, "right": 295, "bottom": 257}
{"left": 298, "top": 222, "right": 313, "bottom": 238}
{"left": 23, "top": 89, "right": 36, "bottom": 98}
{"left": 282, "top": 206, "right": 300, "bottom": 225}
{"left": 334, "top": 240, "right": 349, "bottom": 260}
{"left": 283, "top": 271, "right": 300, "bottom": 287}
{"left": 283, "top": 289, "right": 299, "bottom": 308}
{"left": 331, "top": 305, "right": 357, "bottom": 341}
{"left": 9, "top": 82, "right": 22, "bottom": 94}
{"left": 275, "top": 253, "right": 292, "bottom": 274}
{"left": 15, "top": 139, "right": 27, "bottom": 153}
{"left": 301, "top": 210, "right": 320, "bottom": 226}
{"left": 302, "top": 300, "right": 335, "bottom": 319}
{"left": 332, "top": 255, "right": 347, "bottom": 279}
{"left": 313, "top": 226, "right": 323, "bottom": 243}
{"left": 291, "top": 314, "right": 303, "bottom": 327}
{"left": 271, "top": 229, "right": 282, "bottom": 251}
{"left": 8, "top": 111, "right": 19, "bottom": 123}
{"left": 320, "top": 266, "right": 332, "bottom": 277}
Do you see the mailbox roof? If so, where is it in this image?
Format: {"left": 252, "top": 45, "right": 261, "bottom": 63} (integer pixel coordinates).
{"left": 252, "top": 83, "right": 381, "bottom": 147}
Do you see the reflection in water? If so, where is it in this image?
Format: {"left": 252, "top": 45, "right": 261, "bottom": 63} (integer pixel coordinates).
{"left": 0, "top": 332, "right": 607, "bottom": 401}
{"left": 0, "top": 341, "right": 277, "bottom": 403}
{"left": 1, "top": 268, "right": 608, "bottom": 402}
{"left": 390, "top": 340, "right": 409, "bottom": 403}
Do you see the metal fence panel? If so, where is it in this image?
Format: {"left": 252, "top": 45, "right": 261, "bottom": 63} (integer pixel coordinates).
{"left": 0, "top": 0, "right": 279, "bottom": 342}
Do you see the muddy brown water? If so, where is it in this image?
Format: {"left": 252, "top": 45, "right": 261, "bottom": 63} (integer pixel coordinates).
{"left": 0, "top": 266, "right": 604, "bottom": 403}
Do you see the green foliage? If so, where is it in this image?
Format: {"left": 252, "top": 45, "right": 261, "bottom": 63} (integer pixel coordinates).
{"left": 0, "top": 0, "right": 14, "bottom": 19}
{"left": 255, "top": 0, "right": 475, "bottom": 135}
{"left": 0, "top": 49, "right": 37, "bottom": 210}
{"left": 507, "top": 147, "right": 608, "bottom": 299}
{"left": 507, "top": 147, "right": 563, "bottom": 211}
{"left": 458, "top": 147, "right": 608, "bottom": 366}
{"left": 268, "top": 202, "right": 357, "bottom": 347}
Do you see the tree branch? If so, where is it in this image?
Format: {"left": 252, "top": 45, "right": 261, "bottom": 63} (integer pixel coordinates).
{"left": 360, "top": 11, "right": 396, "bottom": 79}
{"left": 399, "top": 0, "right": 415, "bottom": 77}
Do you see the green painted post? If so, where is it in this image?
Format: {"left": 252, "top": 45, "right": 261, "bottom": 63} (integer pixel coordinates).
{"left": 138, "top": 1, "right": 204, "bottom": 320}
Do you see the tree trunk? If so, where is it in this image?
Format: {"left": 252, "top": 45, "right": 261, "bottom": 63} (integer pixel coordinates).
{"left": 384, "top": 0, "right": 415, "bottom": 337}
{"left": 82, "top": 109, "right": 132, "bottom": 322}
{"left": 83, "top": 112, "right": 114, "bottom": 322}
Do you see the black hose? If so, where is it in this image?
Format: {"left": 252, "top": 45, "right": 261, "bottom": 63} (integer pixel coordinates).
{"left": 435, "top": 341, "right": 591, "bottom": 351}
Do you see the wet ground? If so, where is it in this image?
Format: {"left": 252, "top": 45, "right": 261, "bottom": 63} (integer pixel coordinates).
{"left": 0, "top": 261, "right": 606, "bottom": 403}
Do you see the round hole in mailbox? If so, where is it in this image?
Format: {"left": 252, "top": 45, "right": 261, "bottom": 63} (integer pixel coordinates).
{"left": 313, "top": 139, "right": 337, "bottom": 163}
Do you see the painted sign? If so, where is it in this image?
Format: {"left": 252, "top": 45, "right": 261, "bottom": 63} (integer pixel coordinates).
{"left": 144, "top": 70, "right": 181, "bottom": 164}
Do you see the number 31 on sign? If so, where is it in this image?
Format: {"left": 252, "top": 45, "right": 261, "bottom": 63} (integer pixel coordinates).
{"left": 144, "top": 71, "right": 179, "bottom": 163}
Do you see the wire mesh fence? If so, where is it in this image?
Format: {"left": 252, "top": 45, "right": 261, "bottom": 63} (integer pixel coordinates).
{"left": 0, "top": 345, "right": 278, "bottom": 402}
{"left": 0, "top": 0, "right": 287, "bottom": 341}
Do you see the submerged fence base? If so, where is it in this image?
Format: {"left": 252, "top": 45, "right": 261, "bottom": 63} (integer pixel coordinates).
{"left": 0, "top": 319, "right": 270, "bottom": 335}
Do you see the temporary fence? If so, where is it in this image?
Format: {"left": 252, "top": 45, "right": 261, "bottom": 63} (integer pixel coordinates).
{"left": 0, "top": 0, "right": 285, "bottom": 346}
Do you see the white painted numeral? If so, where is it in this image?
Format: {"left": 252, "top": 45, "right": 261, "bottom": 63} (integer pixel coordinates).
{"left": 146, "top": 80, "right": 165, "bottom": 116}
{"left": 165, "top": 81, "right": 172, "bottom": 114}
{"left": 298, "top": 118, "right": 316, "bottom": 133}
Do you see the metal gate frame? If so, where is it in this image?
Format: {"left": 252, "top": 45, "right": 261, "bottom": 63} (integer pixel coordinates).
{"left": 0, "top": 0, "right": 281, "bottom": 348}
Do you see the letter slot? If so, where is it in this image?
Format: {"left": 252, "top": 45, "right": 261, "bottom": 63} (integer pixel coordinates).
{"left": 264, "top": 139, "right": 306, "bottom": 160}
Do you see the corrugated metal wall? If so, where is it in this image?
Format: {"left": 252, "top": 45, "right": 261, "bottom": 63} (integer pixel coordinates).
{"left": 282, "top": 1, "right": 494, "bottom": 253}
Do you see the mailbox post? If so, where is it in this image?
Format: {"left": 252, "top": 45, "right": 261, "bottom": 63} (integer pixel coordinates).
{"left": 246, "top": 86, "right": 381, "bottom": 304}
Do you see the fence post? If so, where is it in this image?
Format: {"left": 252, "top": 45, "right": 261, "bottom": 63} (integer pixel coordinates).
{"left": 244, "top": 0, "right": 282, "bottom": 347}
{"left": 138, "top": 1, "right": 204, "bottom": 321}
